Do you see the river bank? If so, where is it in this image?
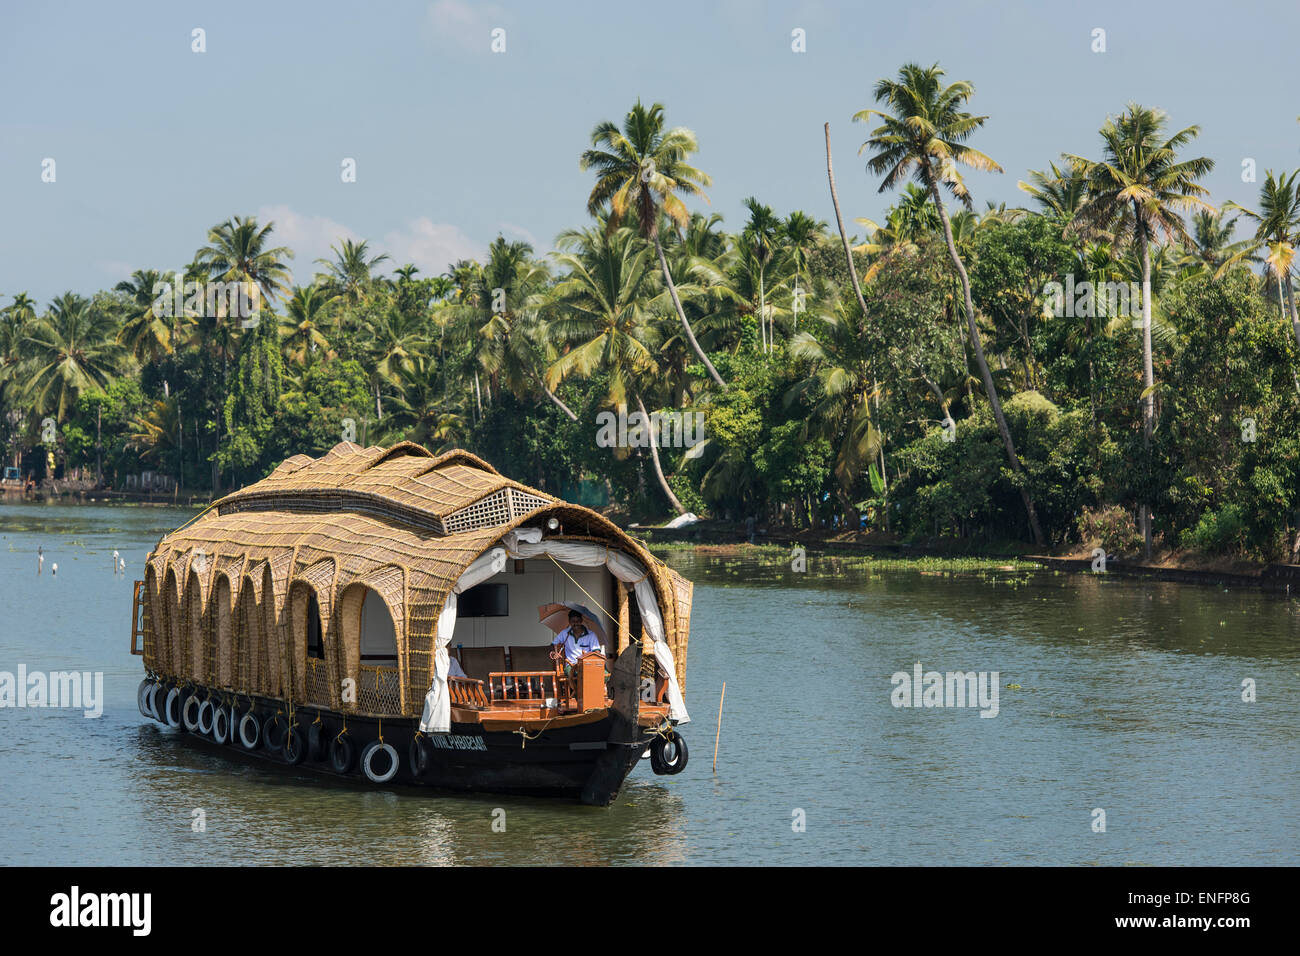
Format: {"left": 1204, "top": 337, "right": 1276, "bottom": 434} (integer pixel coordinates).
{"left": 5, "top": 494, "right": 1294, "bottom": 593}
{"left": 634, "top": 524, "right": 1300, "bottom": 594}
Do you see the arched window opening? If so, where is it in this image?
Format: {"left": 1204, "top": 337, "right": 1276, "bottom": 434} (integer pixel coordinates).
{"left": 306, "top": 594, "right": 324, "bottom": 660}
{"left": 359, "top": 588, "right": 397, "bottom": 665}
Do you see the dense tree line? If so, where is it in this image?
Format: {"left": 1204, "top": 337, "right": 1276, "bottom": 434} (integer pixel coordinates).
{"left": 4, "top": 63, "right": 1300, "bottom": 560}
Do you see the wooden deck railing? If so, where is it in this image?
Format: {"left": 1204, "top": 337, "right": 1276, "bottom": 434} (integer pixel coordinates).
{"left": 449, "top": 676, "right": 489, "bottom": 708}
{"left": 486, "top": 670, "right": 572, "bottom": 704}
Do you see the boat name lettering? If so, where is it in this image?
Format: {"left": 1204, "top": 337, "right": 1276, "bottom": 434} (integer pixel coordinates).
{"left": 425, "top": 733, "right": 488, "bottom": 751}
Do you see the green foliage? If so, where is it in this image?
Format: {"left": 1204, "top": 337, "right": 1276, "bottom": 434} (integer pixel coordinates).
{"left": 1076, "top": 505, "right": 1143, "bottom": 554}
{"left": 1180, "top": 504, "right": 1249, "bottom": 555}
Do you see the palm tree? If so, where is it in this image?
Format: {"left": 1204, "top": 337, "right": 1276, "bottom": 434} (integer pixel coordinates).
{"left": 1178, "top": 209, "right": 1250, "bottom": 278}
{"left": 316, "top": 238, "right": 391, "bottom": 312}
{"left": 780, "top": 211, "right": 829, "bottom": 322}
{"left": 3, "top": 292, "right": 38, "bottom": 327}
{"left": 1018, "top": 161, "right": 1089, "bottom": 228}
{"left": 742, "top": 197, "right": 781, "bottom": 353}
{"left": 278, "top": 284, "right": 336, "bottom": 366}
{"left": 580, "top": 100, "right": 726, "bottom": 388}
{"left": 854, "top": 183, "right": 940, "bottom": 280}
{"left": 21, "top": 293, "right": 125, "bottom": 421}
{"left": 856, "top": 62, "right": 1046, "bottom": 546}
{"left": 360, "top": 304, "right": 428, "bottom": 421}
{"left": 546, "top": 224, "right": 685, "bottom": 514}
{"left": 788, "top": 303, "right": 881, "bottom": 524}
{"left": 1065, "top": 104, "right": 1214, "bottom": 557}
{"left": 127, "top": 396, "right": 181, "bottom": 482}
{"left": 194, "top": 216, "right": 293, "bottom": 310}
{"left": 448, "top": 237, "right": 575, "bottom": 421}
{"left": 1224, "top": 169, "right": 1300, "bottom": 352}
{"left": 115, "top": 269, "right": 174, "bottom": 364}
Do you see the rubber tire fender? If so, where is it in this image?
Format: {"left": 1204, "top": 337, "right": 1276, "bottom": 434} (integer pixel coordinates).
{"left": 137, "top": 679, "right": 156, "bottom": 719}
{"left": 238, "top": 711, "right": 261, "bottom": 749}
{"left": 283, "top": 726, "right": 307, "bottom": 765}
{"left": 181, "top": 693, "right": 202, "bottom": 732}
{"left": 330, "top": 733, "right": 356, "bottom": 774}
{"left": 361, "top": 740, "right": 400, "bottom": 784}
{"left": 307, "top": 721, "right": 329, "bottom": 762}
{"left": 196, "top": 699, "right": 215, "bottom": 736}
{"left": 262, "top": 714, "right": 287, "bottom": 754}
{"left": 408, "top": 735, "right": 429, "bottom": 778}
{"left": 164, "top": 686, "right": 186, "bottom": 731}
{"left": 148, "top": 684, "right": 168, "bottom": 723}
{"left": 650, "top": 732, "right": 688, "bottom": 775}
{"left": 212, "top": 705, "right": 231, "bottom": 744}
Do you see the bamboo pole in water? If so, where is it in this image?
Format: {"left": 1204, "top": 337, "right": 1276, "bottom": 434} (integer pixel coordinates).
{"left": 713, "top": 681, "right": 726, "bottom": 773}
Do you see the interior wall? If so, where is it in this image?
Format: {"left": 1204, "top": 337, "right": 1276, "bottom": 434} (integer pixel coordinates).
{"left": 451, "top": 558, "right": 613, "bottom": 650}
{"left": 360, "top": 588, "right": 398, "bottom": 662}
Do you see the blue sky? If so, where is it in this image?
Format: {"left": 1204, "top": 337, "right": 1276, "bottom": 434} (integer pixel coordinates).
{"left": 3, "top": 0, "right": 1297, "bottom": 306}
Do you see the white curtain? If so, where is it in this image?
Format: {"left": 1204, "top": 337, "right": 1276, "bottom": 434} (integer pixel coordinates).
{"left": 419, "top": 547, "right": 505, "bottom": 732}
{"left": 418, "top": 529, "right": 689, "bottom": 731}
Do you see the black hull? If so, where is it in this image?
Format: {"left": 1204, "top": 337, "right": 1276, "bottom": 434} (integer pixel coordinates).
{"left": 142, "top": 686, "right": 655, "bottom": 805}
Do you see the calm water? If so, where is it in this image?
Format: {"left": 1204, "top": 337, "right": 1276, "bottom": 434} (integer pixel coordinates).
{"left": 1, "top": 503, "right": 1296, "bottom": 865}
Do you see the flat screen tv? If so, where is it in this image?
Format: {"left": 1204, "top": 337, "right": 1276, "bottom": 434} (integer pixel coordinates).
{"left": 458, "top": 582, "right": 509, "bottom": 617}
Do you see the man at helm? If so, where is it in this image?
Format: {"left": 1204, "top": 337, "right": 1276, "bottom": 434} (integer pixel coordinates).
{"left": 551, "top": 609, "right": 604, "bottom": 676}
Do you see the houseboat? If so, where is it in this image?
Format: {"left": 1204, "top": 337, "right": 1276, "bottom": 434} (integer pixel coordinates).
{"left": 130, "top": 441, "right": 693, "bottom": 805}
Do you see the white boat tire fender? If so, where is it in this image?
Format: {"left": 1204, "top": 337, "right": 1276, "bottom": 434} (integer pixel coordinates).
{"left": 196, "top": 698, "right": 216, "bottom": 735}
{"left": 361, "top": 740, "right": 400, "bottom": 784}
{"left": 164, "top": 686, "right": 185, "bottom": 730}
{"left": 181, "top": 693, "right": 202, "bottom": 732}
{"left": 212, "top": 705, "right": 231, "bottom": 744}
{"left": 238, "top": 711, "right": 261, "bottom": 749}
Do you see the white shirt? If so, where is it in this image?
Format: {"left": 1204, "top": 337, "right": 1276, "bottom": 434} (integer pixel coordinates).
{"left": 552, "top": 626, "right": 604, "bottom": 665}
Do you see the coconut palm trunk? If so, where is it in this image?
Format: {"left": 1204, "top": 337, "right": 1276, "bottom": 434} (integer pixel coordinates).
{"left": 531, "top": 369, "right": 577, "bottom": 421}
{"left": 1136, "top": 219, "right": 1155, "bottom": 559}
{"left": 824, "top": 124, "right": 870, "bottom": 319}
{"left": 652, "top": 235, "right": 726, "bottom": 388}
{"left": 927, "top": 176, "right": 1046, "bottom": 548}
{"left": 1286, "top": 272, "right": 1300, "bottom": 353}
{"left": 636, "top": 394, "right": 685, "bottom": 515}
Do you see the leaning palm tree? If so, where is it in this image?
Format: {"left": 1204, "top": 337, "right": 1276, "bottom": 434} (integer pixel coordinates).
{"left": 547, "top": 224, "right": 686, "bottom": 514}
{"left": 1065, "top": 104, "right": 1214, "bottom": 557}
{"left": 21, "top": 293, "right": 125, "bottom": 421}
{"left": 580, "top": 100, "right": 726, "bottom": 387}
{"left": 1224, "top": 169, "right": 1300, "bottom": 352}
{"left": 855, "top": 62, "right": 1046, "bottom": 546}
